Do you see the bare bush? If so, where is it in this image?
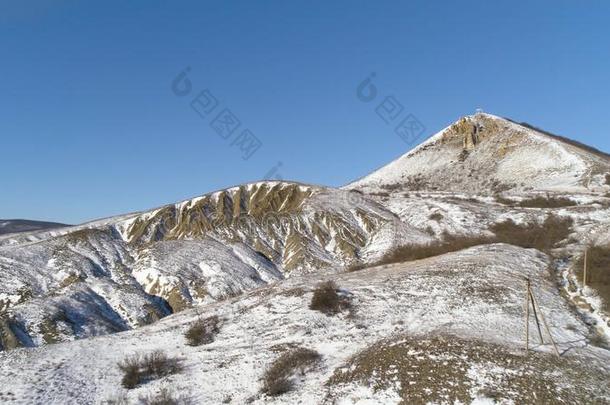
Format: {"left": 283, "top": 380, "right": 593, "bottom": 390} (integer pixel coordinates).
{"left": 381, "top": 183, "right": 402, "bottom": 192}
{"left": 118, "top": 351, "right": 183, "bottom": 389}
{"left": 605, "top": 173, "right": 610, "bottom": 185}
{"left": 262, "top": 347, "right": 321, "bottom": 396}
{"left": 491, "top": 215, "right": 573, "bottom": 251}
{"left": 184, "top": 315, "right": 220, "bottom": 346}
{"left": 138, "top": 387, "right": 191, "bottom": 405}
{"left": 494, "top": 195, "right": 515, "bottom": 205}
{"left": 309, "top": 281, "right": 349, "bottom": 315}
{"left": 374, "top": 233, "right": 495, "bottom": 267}
{"left": 103, "top": 393, "right": 129, "bottom": 405}
{"left": 575, "top": 245, "right": 610, "bottom": 312}
{"left": 347, "top": 215, "right": 573, "bottom": 271}
{"left": 428, "top": 212, "right": 443, "bottom": 221}
{"left": 517, "top": 196, "right": 576, "bottom": 208}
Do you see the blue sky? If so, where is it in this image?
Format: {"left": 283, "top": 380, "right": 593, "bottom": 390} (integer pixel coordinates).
{"left": 1, "top": 1, "right": 609, "bottom": 224}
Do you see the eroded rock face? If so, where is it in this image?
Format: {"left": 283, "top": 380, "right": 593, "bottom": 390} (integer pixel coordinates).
{"left": 122, "top": 182, "right": 395, "bottom": 274}
{"left": 0, "top": 317, "right": 27, "bottom": 351}
{"left": 0, "top": 182, "right": 419, "bottom": 349}
{"left": 125, "top": 183, "right": 316, "bottom": 243}
{"left": 114, "top": 182, "right": 411, "bottom": 313}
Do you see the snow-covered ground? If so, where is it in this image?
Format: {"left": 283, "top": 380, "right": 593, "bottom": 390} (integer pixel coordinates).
{"left": 0, "top": 245, "right": 607, "bottom": 404}
{"left": 1, "top": 114, "right": 610, "bottom": 404}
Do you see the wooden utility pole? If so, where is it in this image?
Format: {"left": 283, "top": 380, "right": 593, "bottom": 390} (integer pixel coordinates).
{"left": 530, "top": 288, "right": 561, "bottom": 358}
{"left": 583, "top": 248, "right": 588, "bottom": 289}
{"left": 528, "top": 281, "right": 544, "bottom": 344}
{"left": 525, "top": 279, "right": 530, "bottom": 352}
{"left": 524, "top": 278, "right": 560, "bottom": 358}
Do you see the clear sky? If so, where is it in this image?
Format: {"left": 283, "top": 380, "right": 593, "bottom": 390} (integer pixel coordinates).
{"left": 2, "top": 1, "right": 609, "bottom": 224}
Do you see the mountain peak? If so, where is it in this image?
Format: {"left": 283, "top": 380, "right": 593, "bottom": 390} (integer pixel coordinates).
{"left": 348, "top": 113, "right": 610, "bottom": 194}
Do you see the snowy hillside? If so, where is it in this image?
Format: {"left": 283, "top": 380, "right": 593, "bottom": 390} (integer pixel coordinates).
{"left": 0, "top": 220, "right": 68, "bottom": 236}
{"left": 0, "top": 182, "right": 431, "bottom": 349}
{"left": 347, "top": 113, "right": 610, "bottom": 194}
{"left": 1, "top": 114, "right": 610, "bottom": 404}
{"left": 0, "top": 245, "right": 608, "bottom": 404}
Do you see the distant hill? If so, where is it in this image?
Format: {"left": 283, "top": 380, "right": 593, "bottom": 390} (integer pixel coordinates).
{"left": 0, "top": 219, "right": 69, "bottom": 235}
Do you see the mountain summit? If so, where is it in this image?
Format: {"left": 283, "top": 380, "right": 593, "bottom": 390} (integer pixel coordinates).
{"left": 348, "top": 113, "right": 610, "bottom": 194}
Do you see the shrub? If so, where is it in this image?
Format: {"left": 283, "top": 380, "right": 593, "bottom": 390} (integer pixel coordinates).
{"left": 606, "top": 173, "right": 610, "bottom": 185}
{"left": 375, "top": 233, "right": 495, "bottom": 267}
{"left": 184, "top": 315, "right": 220, "bottom": 346}
{"left": 517, "top": 196, "right": 576, "bottom": 208}
{"left": 118, "top": 354, "right": 141, "bottom": 389}
{"left": 381, "top": 183, "right": 402, "bottom": 192}
{"left": 103, "top": 393, "right": 129, "bottom": 405}
{"left": 262, "top": 348, "right": 321, "bottom": 396}
{"left": 428, "top": 212, "right": 443, "bottom": 221}
{"left": 348, "top": 215, "right": 573, "bottom": 271}
{"left": 491, "top": 215, "right": 573, "bottom": 251}
{"left": 118, "top": 351, "right": 183, "bottom": 389}
{"left": 458, "top": 149, "right": 469, "bottom": 162}
{"left": 347, "top": 233, "right": 495, "bottom": 271}
{"left": 574, "top": 245, "right": 610, "bottom": 312}
{"left": 494, "top": 195, "right": 515, "bottom": 205}
{"left": 138, "top": 387, "right": 191, "bottom": 405}
{"left": 309, "top": 281, "right": 348, "bottom": 315}
{"left": 346, "top": 261, "right": 368, "bottom": 272}
{"left": 345, "top": 213, "right": 573, "bottom": 272}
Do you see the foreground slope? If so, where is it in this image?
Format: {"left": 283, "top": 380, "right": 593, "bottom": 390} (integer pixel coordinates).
{"left": 0, "top": 245, "right": 607, "bottom": 404}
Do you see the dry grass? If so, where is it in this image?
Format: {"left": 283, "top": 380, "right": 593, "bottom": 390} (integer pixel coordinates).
{"left": 103, "top": 393, "right": 129, "bottom": 405}
{"left": 490, "top": 215, "right": 573, "bottom": 251}
{"left": 309, "top": 281, "right": 349, "bottom": 315}
{"left": 517, "top": 196, "right": 576, "bottom": 208}
{"left": 574, "top": 245, "right": 610, "bottom": 312}
{"left": 184, "top": 315, "right": 220, "bottom": 346}
{"left": 138, "top": 387, "right": 191, "bottom": 405}
{"left": 494, "top": 195, "right": 515, "bottom": 205}
{"left": 326, "top": 334, "right": 609, "bottom": 404}
{"left": 359, "top": 233, "right": 495, "bottom": 269}
{"left": 261, "top": 347, "right": 321, "bottom": 396}
{"left": 118, "top": 351, "right": 183, "bottom": 389}
{"left": 347, "top": 215, "right": 573, "bottom": 271}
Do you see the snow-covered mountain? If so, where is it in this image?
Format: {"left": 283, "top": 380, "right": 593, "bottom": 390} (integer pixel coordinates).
{"left": 347, "top": 113, "right": 610, "bottom": 194}
{"left": 0, "top": 182, "right": 431, "bottom": 349}
{"left": 0, "top": 219, "right": 68, "bottom": 236}
{"left": 1, "top": 113, "right": 610, "bottom": 404}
